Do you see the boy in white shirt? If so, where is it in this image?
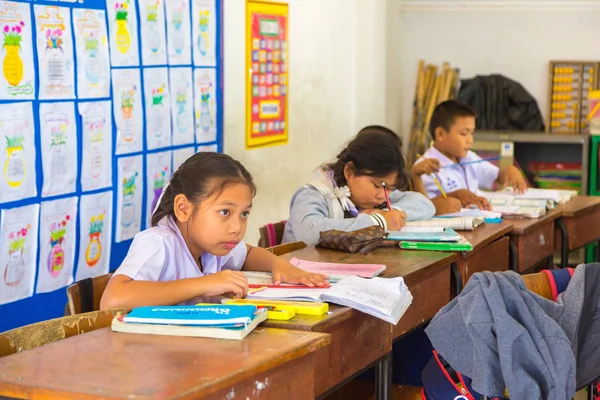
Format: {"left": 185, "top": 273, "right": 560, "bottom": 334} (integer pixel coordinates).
{"left": 412, "top": 100, "right": 527, "bottom": 215}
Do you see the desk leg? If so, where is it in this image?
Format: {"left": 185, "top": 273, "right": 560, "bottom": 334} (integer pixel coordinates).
{"left": 375, "top": 352, "right": 392, "bottom": 400}
{"left": 556, "top": 219, "right": 569, "bottom": 268}
{"left": 451, "top": 262, "right": 462, "bottom": 297}
{"left": 509, "top": 239, "right": 519, "bottom": 272}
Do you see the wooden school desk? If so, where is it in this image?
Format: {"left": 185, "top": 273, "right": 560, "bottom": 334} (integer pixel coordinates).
{"left": 452, "top": 221, "right": 513, "bottom": 287}
{"left": 0, "top": 327, "right": 330, "bottom": 400}
{"left": 507, "top": 210, "right": 562, "bottom": 273}
{"left": 264, "top": 246, "right": 459, "bottom": 400}
{"left": 554, "top": 196, "right": 600, "bottom": 268}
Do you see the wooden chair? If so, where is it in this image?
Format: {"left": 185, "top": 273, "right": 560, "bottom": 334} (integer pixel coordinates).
{"left": 258, "top": 220, "right": 287, "bottom": 248}
{"left": 266, "top": 241, "right": 307, "bottom": 256}
{"left": 0, "top": 308, "right": 124, "bottom": 358}
{"left": 65, "top": 273, "right": 113, "bottom": 315}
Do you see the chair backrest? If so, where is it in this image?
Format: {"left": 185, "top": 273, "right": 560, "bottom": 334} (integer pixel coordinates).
{"left": 522, "top": 272, "right": 552, "bottom": 300}
{"left": 0, "top": 308, "right": 124, "bottom": 358}
{"left": 66, "top": 273, "right": 113, "bottom": 315}
{"left": 258, "top": 220, "right": 287, "bottom": 248}
{"left": 266, "top": 241, "right": 307, "bottom": 256}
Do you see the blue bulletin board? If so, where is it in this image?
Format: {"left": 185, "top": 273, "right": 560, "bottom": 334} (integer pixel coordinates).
{"left": 0, "top": 0, "right": 223, "bottom": 332}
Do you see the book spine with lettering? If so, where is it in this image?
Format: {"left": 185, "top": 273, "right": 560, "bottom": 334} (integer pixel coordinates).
{"left": 122, "top": 305, "right": 258, "bottom": 326}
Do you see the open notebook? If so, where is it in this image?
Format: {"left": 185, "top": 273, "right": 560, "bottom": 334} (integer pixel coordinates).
{"left": 405, "top": 217, "right": 484, "bottom": 231}
{"left": 247, "top": 276, "right": 413, "bottom": 325}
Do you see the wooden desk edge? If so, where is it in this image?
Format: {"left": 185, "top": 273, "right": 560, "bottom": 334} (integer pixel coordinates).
{"left": 462, "top": 224, "right": 513, "bottom": 256}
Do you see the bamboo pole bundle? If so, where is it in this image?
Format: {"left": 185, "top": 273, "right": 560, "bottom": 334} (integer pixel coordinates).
{"left": 406, "top": 61, "right": 460, "bottom": 174}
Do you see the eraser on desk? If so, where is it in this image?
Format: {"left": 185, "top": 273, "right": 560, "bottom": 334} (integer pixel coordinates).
{"left": 222, "top": 299, "right": 329, "bottom": 316}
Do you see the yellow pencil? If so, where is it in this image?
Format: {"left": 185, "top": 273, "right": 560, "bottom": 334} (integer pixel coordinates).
{"left": 416, "top": 153, "right": 447, "bottom": 198}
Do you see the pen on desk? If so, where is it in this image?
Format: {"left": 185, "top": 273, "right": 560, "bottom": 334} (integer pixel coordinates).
{"left": 416, "top": 153, "right": 447, "bottom": 199}
{"left": 382, "top": 182, "right": 392, "bottom": 210}
{"left": 248, "top": 286, "right": 267, "bottom": 294}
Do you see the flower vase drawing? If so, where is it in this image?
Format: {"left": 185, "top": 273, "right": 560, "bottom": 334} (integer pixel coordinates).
{"left": 115, "top": 1, "right": 131, "bottom": 54}
{"left": 151, "top": 167, "right": 168, "bottom": 212}
{"left": 199, "top": 85, "right": 212, "bottom": 133}
{"left": 151, "top": 85, "right": 165, "bottom": 138}
{"left": 171, "top": 11, "right": 184, "bottom": 55}
{"left": 45, "top": 26, "right": 65, "bottom": 85}
{"left": 47, "top": 216, "right": 70, "bottom": 278}
{"left": 2, "top": 21, "right": 25, "bottom": 87}
{"left": 4, "top": 225, "right": 30, "bottom": 286}
{"left": 197, "top": 10, "right": 209, "bottom": 57}
{"left": 83, "top": 32, "right": 104, "bottom": 86}
{"left": 120, "top": 86, "right": 136, "bottom": 142}
{"left": 175, "top": 88, "right": 187, "bottom": 134}
{"left": 85, "top": 213, "right": 104, "bottom": 267}
{"left": 146, "top": 3, "right": 160, "bottom": 53}
{"left": 48, "top": 120, "right": 68, "bottom": 193}
{"left": 121, "top": 173, "right": 137, "bottom": 227}
{"left": 3, "top": 129, "right": 26, "bottom": 188}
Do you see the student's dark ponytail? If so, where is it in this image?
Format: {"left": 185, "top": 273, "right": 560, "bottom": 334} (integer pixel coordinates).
{"left": 327, "top": 125, "right": 407, "bottom": 189}
{"left": 151, "top": 152, "right": 256, "bottom": 226}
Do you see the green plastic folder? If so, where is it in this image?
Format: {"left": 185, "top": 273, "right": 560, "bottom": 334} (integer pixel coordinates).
{"left": 399, "top": 236, "right": 473, "bottom": 252}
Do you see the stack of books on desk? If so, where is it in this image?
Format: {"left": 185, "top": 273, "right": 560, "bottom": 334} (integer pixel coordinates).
{"left": 386, "top": 227, "right": 473, "bottom": 252}
{"left": 111, "top": 305, "right": 267, "bottom": 340}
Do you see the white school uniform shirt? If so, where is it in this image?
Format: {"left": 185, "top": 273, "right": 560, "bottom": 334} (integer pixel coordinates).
{"left": 416, "top": 146, "right": 500, "bottom": 198}
{"left": 113, "top": 217, "right": 248, "bottom": 282}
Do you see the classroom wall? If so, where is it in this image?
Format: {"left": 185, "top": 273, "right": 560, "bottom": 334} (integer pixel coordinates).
{"left": 397, "top": 0, "right": 600, "bottom": 143}
{"left": 224, "top": 0, "right": 402, "bottom": 245}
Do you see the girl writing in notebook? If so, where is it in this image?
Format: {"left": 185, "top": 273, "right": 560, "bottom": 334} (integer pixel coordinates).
{"left": 101, "top": 152, "right": 328, "bottom": 311}
{"left": 282, "top": 125, "right": 436, "bottom": 246}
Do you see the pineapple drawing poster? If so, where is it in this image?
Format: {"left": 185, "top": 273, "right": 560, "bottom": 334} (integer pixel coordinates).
{"left": 76, "top": 191, "right": 113, "bottom": 281}
{"left": 192, "top": 0, "right": 216, "bottom": 67}
{"left": 73, "top": 9, "right": 110, "bottom": 99}
{"left": 165, "top": 0, "right": 191, "bottom": 65}
{"left": 116, "top": 155, "right": 143, "bottom": 242}
{"left": 0, "top": 102, "right": 36, "bottom": 204}
{"left": 146, "top": 151, "right": 171, "bottom": 225}
{"left": 140, "top": 0, "right": 167, "bottom": 66}
{"left": 0, "top": 204, "right": 39, "bottom": 305}
{"left": 34, "top": 5, "right": 75, "bottom": 100}
{"left": 144, "top": 67, "right": 171, "bottom": 150}
{"left": 169, "top": 67, "right": 194, "bottom": 146}
{"left": 40, "top": 102, "right": 78, "bottom": 197}
{"left": 106, "top": 0, "right": 139, "bottom": 67}
{"left": 172, "top": 146, "right": 194, "bottom": 173}
{"left": 36, "top": 197, "right": 78, "bottom": 294}
{"left": 0, "top": 1, "right": 34, "bottom": 100}
{"left": 194, "top": 68, "right": 217, "bottom": 143}
{"left": 79, "top": 101, "right": 112, "bottom": 192}
{"left": 112, "top": 68, "right": 143, "bottom": 154}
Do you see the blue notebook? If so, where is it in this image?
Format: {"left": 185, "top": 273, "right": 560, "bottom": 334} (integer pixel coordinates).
{"left": 122, "top": 305, "right": 258, "bottom": 327}
{"left": 386, "top": 227, "right": 462, "bottom": 242}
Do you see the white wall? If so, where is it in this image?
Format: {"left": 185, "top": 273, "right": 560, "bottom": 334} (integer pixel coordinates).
{"left": 224, "top": 0, "right": 394, "bottom": 245}
{"left": 397, "top": 0, "right": 600, "bottom": 142}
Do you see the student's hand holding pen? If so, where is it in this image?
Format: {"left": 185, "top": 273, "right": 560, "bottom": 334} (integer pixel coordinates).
{"left": 411, "top": 157, "right": 441, "bottom": 177}
{"left": 362, "top": 208, "right": 407, "bottom": 230}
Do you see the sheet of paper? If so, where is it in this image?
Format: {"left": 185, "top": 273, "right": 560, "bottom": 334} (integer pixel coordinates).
{"left": 172, "top": 146, "right": 194, "bottom": 173}
{"left": 0, "top": 1, "right": 35, "bottom": 99}
{"left": 112, "top": 68, "right": 143, "bottom": 154}
{"left": 40, "top": 102, "right": 77, "bottom": 197}
{"left": 34, "top": 5, "right": 75, "bottom": 99}
{"left": 0, "top": 204, "right": 39, "bottom": 305}
{"left": 36, "top": 197, "right": 78, "bottom": 294}
{"left": 146, "top": 150, "right": 171, "bottom": 226}
{"left": 139, "top": 0, "right": 167, "bottom": 65}
{"left": 116, "top": 155, "right": 143, "bottom": 242}
{"left": 399, "top": 227, "right": 445, "bottom": 233}
{"left": 72, "top": 9, "right": 110, "bottom": 99}
{"left": 192, "top": 0, "right": 216, "bottom": 66}
{"left": 106, "top": 0, "right": 139, "bottom": 66}
{"left": 169, "top": 67, "right": 194, "bottom": 145}
{"left": 165, "top": 0, "right": 191, "bottom": 65}
{"left": 194, "top": 68, "right": 217, "bottom": 143}
{"left": 197, "top": 144, "right": 217, "bottom": 152}
{"left": 79, "top": 101, "right": 113, "bottom": 192}
{"left": 144, "top": 67, "right": 171, "bottom": 150}
{"left": 76, "top": 191, "right": 113, "bottom": 281}
{"left": 0, "top": 102, "right": 36, "bottom": 204}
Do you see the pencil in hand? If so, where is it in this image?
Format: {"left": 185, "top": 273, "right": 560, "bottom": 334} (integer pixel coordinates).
{"left": 416, "top": 153, "right": 447, "bottom": 198}
{"left": 382, "top": 182, "right": 392, "bottom": 210}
